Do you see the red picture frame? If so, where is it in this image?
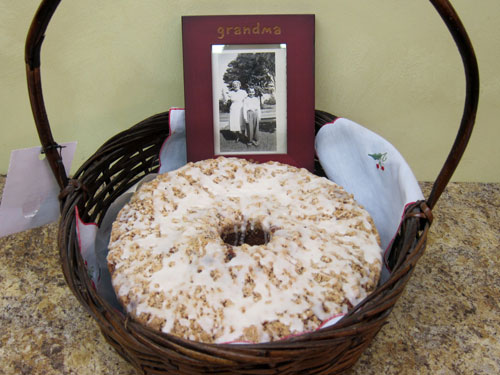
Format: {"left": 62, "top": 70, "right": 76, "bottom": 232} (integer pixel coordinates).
{"left": 182, "top": 14, "right": 315, "bottom": 171}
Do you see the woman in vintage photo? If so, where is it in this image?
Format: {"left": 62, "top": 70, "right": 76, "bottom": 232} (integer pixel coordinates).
{"left": 221, "top": 80, "right": 247, "bottom": 142}
{"left": 243, "top": 87, "right": 261, "bottom": 146}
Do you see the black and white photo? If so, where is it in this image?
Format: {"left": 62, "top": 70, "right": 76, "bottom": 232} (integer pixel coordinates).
{"left": 212, "top": 44, "right": 287, "bottom": 155}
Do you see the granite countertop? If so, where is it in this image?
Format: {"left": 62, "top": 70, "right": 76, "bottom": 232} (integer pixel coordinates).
{"left": 1, "top": 177, "right": 499, "bottom": 375}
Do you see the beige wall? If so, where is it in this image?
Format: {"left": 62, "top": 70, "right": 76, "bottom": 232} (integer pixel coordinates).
{"left": 1, "top": 0, "right": 499, "bottom": 182}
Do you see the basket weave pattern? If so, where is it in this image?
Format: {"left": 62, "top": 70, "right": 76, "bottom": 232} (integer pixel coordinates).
{"left": 59, "top": 110, "right": 430, "bottom": 374}
{"left": 25, "top": 1, "right": 478, "bottom": 374}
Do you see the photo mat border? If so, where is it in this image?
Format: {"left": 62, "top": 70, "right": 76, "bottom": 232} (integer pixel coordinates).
{"left": 182, "top": 14, "right": 315, "bottom": 171}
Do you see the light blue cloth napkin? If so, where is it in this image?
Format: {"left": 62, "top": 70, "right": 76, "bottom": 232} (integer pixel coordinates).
{"left": 315, "top": 117, "right": 424, "bottom": 271}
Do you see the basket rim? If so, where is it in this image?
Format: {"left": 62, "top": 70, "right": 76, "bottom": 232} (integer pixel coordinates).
{"left": 55, "top": 111, "right": 432, "bottom": 374}
{"left": 24, "top": 0, "right": 479, "bottom": 372}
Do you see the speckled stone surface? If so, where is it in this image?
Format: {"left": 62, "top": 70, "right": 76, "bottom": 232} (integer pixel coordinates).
{"left": 0, "top": 176, "right": 499, "bottom": 375}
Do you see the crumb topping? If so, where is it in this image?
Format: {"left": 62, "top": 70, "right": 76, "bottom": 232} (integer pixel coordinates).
{"left": 108, "top": 157, "right": 382, "bottom": 343}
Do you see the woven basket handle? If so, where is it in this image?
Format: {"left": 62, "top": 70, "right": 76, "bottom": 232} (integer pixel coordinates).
{"left": 25, "top": 0, "right": 479, "bottom": 209}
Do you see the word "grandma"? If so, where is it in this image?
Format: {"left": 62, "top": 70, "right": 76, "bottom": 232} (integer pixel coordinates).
{"left": 217, "top": 22, "right": 282, "bottom": 39}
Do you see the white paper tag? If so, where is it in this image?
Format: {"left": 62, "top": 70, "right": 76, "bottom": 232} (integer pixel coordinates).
{"left": 0, "top": 142, "right": 77, "bottom": 237}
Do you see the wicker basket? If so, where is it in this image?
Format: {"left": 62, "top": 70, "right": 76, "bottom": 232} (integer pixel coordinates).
{"left": 25, "top": 1, "right": 479, "bottom": 374}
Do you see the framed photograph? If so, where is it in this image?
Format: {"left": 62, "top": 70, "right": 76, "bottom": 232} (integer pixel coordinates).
{"left": 182, "top": 15, "right": 315, "bottom": 171}
{"left": 212, "top": 44, "right": 287, "bottom": 155}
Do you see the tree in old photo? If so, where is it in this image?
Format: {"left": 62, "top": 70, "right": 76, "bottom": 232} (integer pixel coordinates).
{"left": 223, "top": 53, "right": 276, "bottom": 104}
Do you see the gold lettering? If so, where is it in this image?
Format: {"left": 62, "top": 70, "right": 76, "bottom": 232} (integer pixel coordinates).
{"left": 252, "top": 22, "right": 261, "bottom": 34}
{"left": 217, "top": 22, "right": 281, "bottom": 38}
{"left": 217, "top": 26, "right": 224, "bottom": 39}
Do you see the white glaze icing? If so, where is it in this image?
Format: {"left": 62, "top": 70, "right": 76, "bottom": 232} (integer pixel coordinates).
{"left": 107, "top": 157, "right": 382, "bottom": 343}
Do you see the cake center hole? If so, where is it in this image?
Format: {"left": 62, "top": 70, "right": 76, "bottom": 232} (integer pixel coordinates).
{"left": 221, "top": 221, "right": 270, "bottom": 247}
